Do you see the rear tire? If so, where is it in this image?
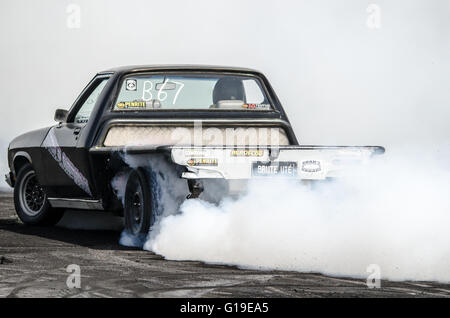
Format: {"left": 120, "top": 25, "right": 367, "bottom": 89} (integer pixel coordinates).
{"left": 14, "top": 163, "right": 64, "bottom": 225}
{"left": 124, "top": 168, "right": 154, "bottom": 236}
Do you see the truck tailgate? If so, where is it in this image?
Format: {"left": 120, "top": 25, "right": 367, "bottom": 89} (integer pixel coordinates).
{"left": 169, "top": 146, "right": 385, "bottom": 180}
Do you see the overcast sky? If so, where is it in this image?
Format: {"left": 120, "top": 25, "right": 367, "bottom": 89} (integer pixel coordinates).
{"left": 1, "top": 0, "right": 449, "bottom": 188}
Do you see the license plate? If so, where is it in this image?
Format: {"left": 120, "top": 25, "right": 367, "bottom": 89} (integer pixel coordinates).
{"left": 252, "top": 161, "right": 298, "bottom": 177}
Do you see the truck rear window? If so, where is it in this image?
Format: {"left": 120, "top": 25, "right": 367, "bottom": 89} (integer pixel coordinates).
{"left": 113, "top": 73, "right": 272, "bottom": 111}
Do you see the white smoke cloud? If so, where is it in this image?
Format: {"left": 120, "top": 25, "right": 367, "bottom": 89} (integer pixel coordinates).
{"left": 138, "top": 146, "right": 450, "bottom": 282}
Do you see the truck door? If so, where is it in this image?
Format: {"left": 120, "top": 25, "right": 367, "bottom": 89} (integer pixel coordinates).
{"left": 41, "top": 76, "right": 109, "bottom": 198}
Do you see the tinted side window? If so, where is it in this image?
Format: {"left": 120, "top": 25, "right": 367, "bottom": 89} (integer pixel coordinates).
{"left": 74, "top": 78, "right": 108, "bottom": 124}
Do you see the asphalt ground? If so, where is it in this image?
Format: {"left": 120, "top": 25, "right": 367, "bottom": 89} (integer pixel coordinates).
{"left": 0, "top": 192, "right": 449, "bottom": 298}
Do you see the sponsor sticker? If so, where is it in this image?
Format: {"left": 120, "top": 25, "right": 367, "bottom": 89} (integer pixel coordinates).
{"left": 231, "top": 149, "right": 264, "bottom": 157}
{"left": 252, "top": 161, "right": 297, "bottom": 177}
{"left": 116, "top": 101, "right": 146, "bottom": 109}
{"left": 126, "top": 79, "right": 137, "bottom": 91}
{"left": 184, "top": 150, "right": 207, "bottom": 157}
{"left": 242, "top": 103, "right": 271, "bottom": 110}
{"left": 187, "top": 158, "right": 218, "bottom": 166}
{"left": 301, "top": 160, "right": 321, "bottom": 173}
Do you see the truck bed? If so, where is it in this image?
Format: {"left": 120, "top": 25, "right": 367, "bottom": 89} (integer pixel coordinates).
{"left": 90, "top": 145, "right": 385, "bottom": 180}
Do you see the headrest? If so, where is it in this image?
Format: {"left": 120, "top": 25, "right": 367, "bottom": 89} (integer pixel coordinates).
{"left": 212, "top": 78, "right": 245, "bottom": 104}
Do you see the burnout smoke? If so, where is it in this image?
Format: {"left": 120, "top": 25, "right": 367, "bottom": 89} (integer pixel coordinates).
{"left": 120, "top": 147, "right": 450, "bottom": 283}
{"left": 112, "top": 154, "right": 190, "bottom": 247}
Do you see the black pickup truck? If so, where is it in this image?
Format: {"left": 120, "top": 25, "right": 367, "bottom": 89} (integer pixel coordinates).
{"left": 5, "top": 65, "right": 384, "bottom": 236}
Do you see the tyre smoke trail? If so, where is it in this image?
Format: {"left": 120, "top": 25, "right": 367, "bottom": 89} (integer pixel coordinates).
{"left": 138, "top": 147, "right": 450, "bottom": 282}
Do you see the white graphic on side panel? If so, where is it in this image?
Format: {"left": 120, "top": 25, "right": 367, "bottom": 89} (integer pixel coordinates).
{"left": 43, "top": 128, "right": 92, "bottom": 196}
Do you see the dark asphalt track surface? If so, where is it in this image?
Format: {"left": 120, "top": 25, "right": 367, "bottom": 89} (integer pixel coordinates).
{"left": 1, "top": 192, "right": 449, "bottom": 298}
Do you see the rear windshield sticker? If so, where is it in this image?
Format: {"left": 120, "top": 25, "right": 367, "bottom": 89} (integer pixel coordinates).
{"left": 125, "top": 79, "right": 137, "bottom": 91}
{"left": 116, "top": 100, "right": 162, "bottom": 109}
{"left": 116, "top": 101, "right": 146, "bottom": 109}
{"left": 242, "top": 103, "right": 271, "bottom": 110}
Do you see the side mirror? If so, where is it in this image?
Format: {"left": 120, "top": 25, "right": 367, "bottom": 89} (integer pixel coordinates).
{"left": 54, "top": 109, "right": 68, "bottom": 123}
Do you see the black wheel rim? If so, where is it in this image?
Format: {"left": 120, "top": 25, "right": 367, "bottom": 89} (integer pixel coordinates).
{"left": 129, "top": 184, "right": 144, "bottom": 235}
{"left": 20, "top": 170, "right": 46, "bottom": 216}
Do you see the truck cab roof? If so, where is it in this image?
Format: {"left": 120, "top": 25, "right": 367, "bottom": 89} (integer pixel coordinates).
{"left": 99, "top": 65, "right": 263, "bottom": 76}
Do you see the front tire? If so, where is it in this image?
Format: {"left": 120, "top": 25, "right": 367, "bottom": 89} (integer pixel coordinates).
{"left": 14, "top": 163, "right": 64, "bottom": 225}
